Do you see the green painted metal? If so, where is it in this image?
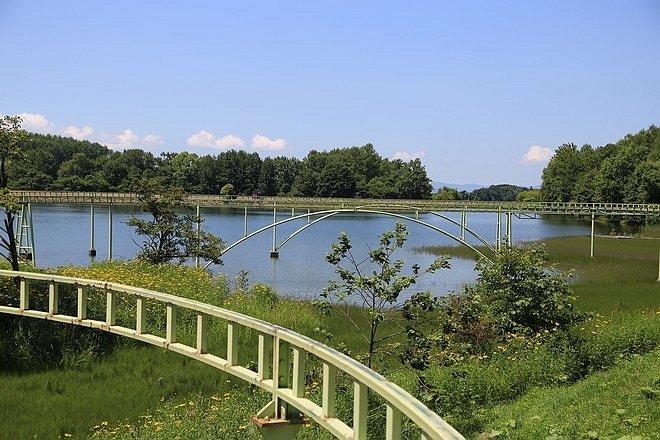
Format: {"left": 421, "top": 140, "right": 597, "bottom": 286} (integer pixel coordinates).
{"left": 0, "top": 269, "right": 465, "bottom": 440}
{"left": 15, "top": 202, "right": 36, "bottom": 265}
{"left": 108, "top": 203, "right": 113, "bottom": 261}
{"left": 204, "top": 207, "right": 495, "bottom": 270}
{"left": 10, "top": 190, "right": 660, "bottom": 216}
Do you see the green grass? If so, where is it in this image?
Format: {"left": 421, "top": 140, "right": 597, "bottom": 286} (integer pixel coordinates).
{"left": 0, "top": 346, "right": 233, "bottom": 440}
{"left": 1, "top": 232, "right": 659, "bottom": 439}
{"left": 416, "top": 234, "right": 660, "bottom": 313}
{"left": 479, "top": 346, "right": 660, "bottom": 439}
{"left": 542, "top": 236, "right": 659, "bottom": 313}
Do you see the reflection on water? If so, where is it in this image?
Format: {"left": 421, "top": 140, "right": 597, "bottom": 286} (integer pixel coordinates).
{"left": 30, "top": 205, "right": 618, "bottom": 300}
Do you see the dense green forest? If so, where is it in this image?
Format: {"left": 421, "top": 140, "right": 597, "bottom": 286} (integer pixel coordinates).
{"left": 541, "top": 125, "right": 660, "bottom": 204}
{"left": 434, "top": 183, "right": 537, "bottom": 202}
{"left": 7, "top": 134, "right": 433, "bottom": 199}
{"left": 10, "top": 125, "right": 660, "bottom": 203}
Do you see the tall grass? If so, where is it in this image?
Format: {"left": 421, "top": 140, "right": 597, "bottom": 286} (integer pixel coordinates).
{"left": 1, "top": 232, "right": 659, "bottom": 439}
{"left": 0, "top": 347, "right": 231, "bottom": 439}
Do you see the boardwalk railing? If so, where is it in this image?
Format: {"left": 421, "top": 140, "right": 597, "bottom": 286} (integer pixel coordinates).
{"left": 0, "top": 270, "right": 464, "bottom": 440}
{"left": 10, "top": 190, "right": 660, "bottom": 216}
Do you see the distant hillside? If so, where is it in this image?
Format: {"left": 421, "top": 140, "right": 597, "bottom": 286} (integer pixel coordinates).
{"left": 432, "top": 181, "right": 482, "bottom": 192}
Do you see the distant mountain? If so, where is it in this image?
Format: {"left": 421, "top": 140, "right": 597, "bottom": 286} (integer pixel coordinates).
{"left": 432, "top": 181, "right": 483, "bottom": 192}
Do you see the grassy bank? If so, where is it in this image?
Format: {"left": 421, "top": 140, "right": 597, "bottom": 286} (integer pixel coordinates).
{"left": 480, "top": 345, "right": 660, "bottom": 439}
{"left": 1, "top": 232, "right": 659, "bottom": 438}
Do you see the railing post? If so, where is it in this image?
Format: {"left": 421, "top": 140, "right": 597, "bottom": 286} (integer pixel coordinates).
{"left": 48, "top": 281, "right": 58, "bottom": 315}
{"left": 19, "top": 278, "right": 29, "bottom": 310}
{"left": 277, "top": 340, "right": 291, "bottom": 417}
{"left": 258, "top": 333, "right": 272, "bottom": 381}
{"left": 196, "top": 313, "right": 207, "bottom": 353}
{"left": 386, "top": 404, "right": 402, "bottom": 440}
{"left": 322, "top": 363, "right": 336, "bottom": 419}
{"left": 106, "top": 289, "right": 116, "bottom": 326}
{"left": 292, "top": 347, "right": 305, "bottom": 398}
{"left": 166, "top": 305, "right": 176, "bottom": 344}
{"left": 136, "top": 298, "right": 146, "bottom": 334}
{"left": 77, "top": 286, "right": 87, "bottom": 320}
{"left": 353, "top": 381, "right": 368, "bottom": 440}
{"left": 227, "top": 322, "right": 238, "bottom": 365}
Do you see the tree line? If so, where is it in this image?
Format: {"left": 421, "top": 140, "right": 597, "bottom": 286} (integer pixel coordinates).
{"left": 540, "top": 125, "right": 660, "bottom": 204}
{"left": 433, "top": 183, "right": 539, "bottom": 202}
{"left": 7, "top": 134, "right": 433, "bottom": 199}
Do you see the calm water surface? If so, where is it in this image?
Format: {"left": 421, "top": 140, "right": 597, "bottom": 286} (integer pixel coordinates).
{"left": 29, "top": 204, "right": 615, "bottom": 301}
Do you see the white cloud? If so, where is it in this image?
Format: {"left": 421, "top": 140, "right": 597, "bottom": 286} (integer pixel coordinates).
{"left": 116, "top": 129, "right": 140, "bottom": 148}
{"left": 187, "top": 130, "right": 245, "bottom": 150}
{"left": 216, "top": 134, "right": 245, "bottom": 149}
{"left": 100, "top": 129, "right": 166, "bottom": 150}
{"left": 143, "top": 134, "right": 164, "bottom": 146}
{"left": 392, "top": 150, "right": 427, "bottom": 161}
{"left": 251, "top": 134, "right": 287, "bottom": 151}
{"left": 17, "top": 112, "right": 54, "bottom": 133}
{"left": 187, "top": 130, "right": 216, "bottom": 148}
{"left": 521, "top": 145, "right": 553, "bottom": 165}
{"left": 63, "top": 125, "right": 94, "bottom": 140}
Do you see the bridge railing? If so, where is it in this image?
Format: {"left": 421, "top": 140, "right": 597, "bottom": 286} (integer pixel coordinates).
{"left": 9, "top": 190, "right": 660, "bottom": 215}
{"left": 0, "top": 269, "right": 464, "bottom": 440}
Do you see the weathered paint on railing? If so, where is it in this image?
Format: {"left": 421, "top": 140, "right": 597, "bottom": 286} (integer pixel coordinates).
{"left": 9, "top": 190, "right": 660, "bottom": 216}
{"left": 0, "top": 270, "right": 464, "bottom": 440}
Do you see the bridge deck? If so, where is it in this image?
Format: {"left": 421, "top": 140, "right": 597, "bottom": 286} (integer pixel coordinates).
{"left": 9, "top": 190, "right": 660, "bottom": 216}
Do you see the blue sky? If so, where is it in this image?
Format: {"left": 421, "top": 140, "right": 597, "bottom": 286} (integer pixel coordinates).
{"left": 1, "top": 1, "right": 659, "bottom": 187}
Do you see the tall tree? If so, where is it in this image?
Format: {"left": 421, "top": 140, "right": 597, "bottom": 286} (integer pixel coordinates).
{"left": 541, "top": 143, "right": 584, "bottom": 202}
{"left": 395, "top": 158, "right": 433, "bottom": 199}
{"left": 0, "top": 115, "right": 28, "bottom": 270}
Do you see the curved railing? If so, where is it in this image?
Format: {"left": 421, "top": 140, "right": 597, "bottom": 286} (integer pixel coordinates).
{"left": 0, "top": 270, "right": 464, "bottom": 440}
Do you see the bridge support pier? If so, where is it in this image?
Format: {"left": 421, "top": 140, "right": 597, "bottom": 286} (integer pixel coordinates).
{"left": 108, "top": 203, "right": 113, "bottom": 261}
{"left": 590, "top": 214, "right": 595, "bottom": 258}
{"left": 89, "top": 200, "right": 96, "bottom": 257}
{"left": 271, "top": 207, "right": 279, "bottom": 258}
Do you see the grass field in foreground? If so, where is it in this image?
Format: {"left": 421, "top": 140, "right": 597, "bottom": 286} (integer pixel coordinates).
{"left": 0, "top": 232, "right": 658, "bottom": 439}
{"left": 481, "top": 346, "right": 660, "bottom": 439}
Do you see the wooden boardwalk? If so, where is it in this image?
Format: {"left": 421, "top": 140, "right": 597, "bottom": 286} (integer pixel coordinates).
{"left": 9, "top": 190, "right": 660, "bottom": 216}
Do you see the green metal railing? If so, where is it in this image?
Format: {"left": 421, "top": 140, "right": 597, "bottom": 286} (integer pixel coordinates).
{"left": 0, "top": 270, "right": 464, "bottom": 440}
{"left": 10, "top": 190, "right": 660, "bottom": 216}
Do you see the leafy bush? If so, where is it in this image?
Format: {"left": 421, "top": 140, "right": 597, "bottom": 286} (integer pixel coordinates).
{"left": 473, "top": 245, "right": 579, "bottom": 334}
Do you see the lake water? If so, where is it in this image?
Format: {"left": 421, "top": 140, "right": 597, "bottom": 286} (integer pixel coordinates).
{"left": 28, "top": 204, "right": 617, "bottom": 301}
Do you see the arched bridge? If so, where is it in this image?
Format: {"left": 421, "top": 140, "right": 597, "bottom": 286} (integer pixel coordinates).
{"left": 0, "top": 269, "right": 464, "bottom": 440}
{"left": 10, "top": 191, "right": 660, "bottom": 263}
{"left": 209, "top": 206, "right": 497, "bottom": 269}
{"left": 10, "top": 190, "right": 660, "bottom": 216}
